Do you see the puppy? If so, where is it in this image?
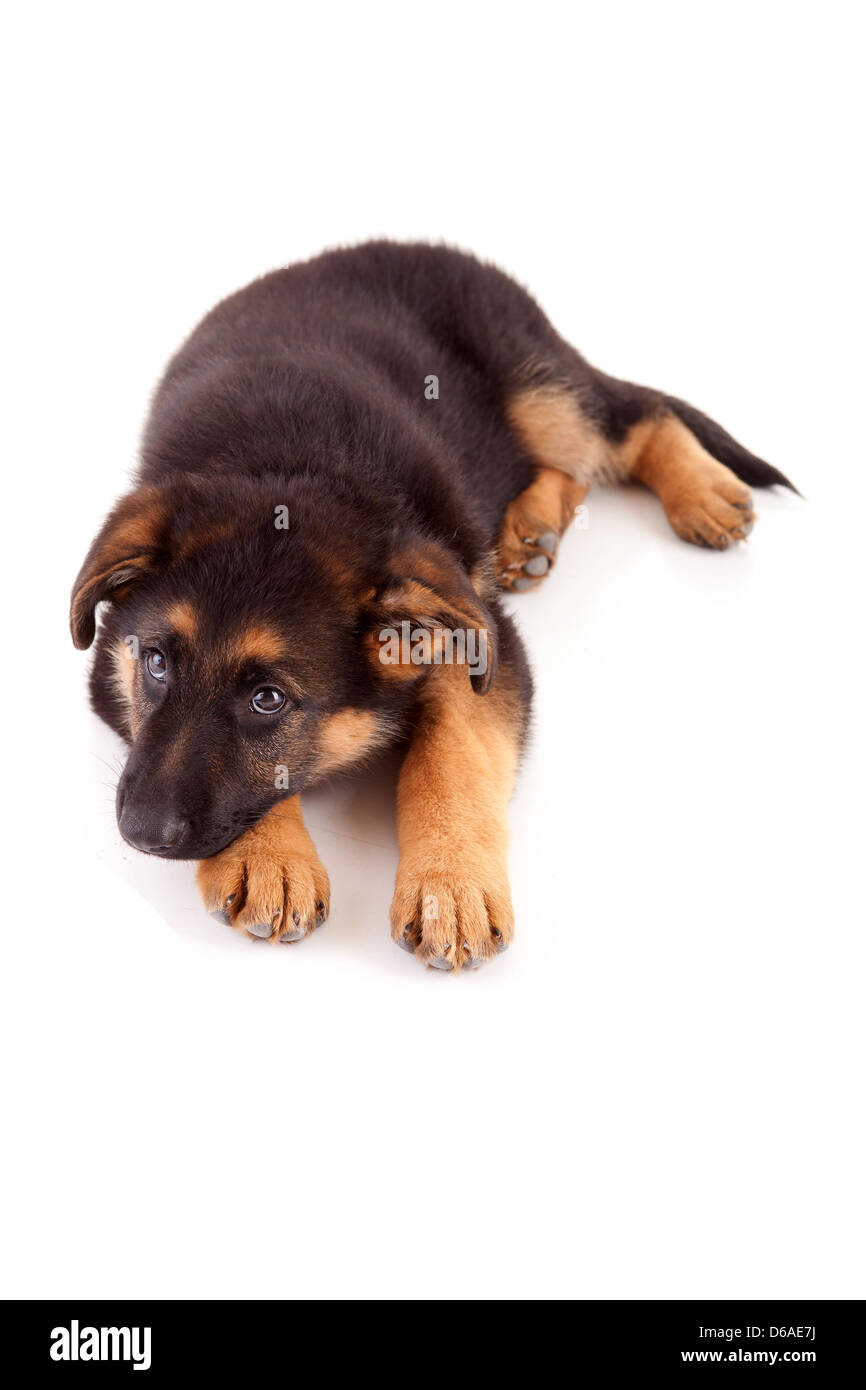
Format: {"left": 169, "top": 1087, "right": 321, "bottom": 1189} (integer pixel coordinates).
{"left": 72, "top": 242, "right": 795, "bottom": 969}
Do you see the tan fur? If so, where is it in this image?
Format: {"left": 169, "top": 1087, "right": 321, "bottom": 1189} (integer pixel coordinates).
{"left": 71, "top": 556, "right": 151, "bottom": 646}
{"left": 379, "top": 578, "right": 445, "bottom": 623}
{"left": 109, "top": 636, "right": 139, "bottom": 733}
{"left": 321, "top": 549, "right": 364, "bottom": 592}
{"left": 105, "top": 489, "right": 166, "bottom": 552}
{"left": 506, "top": 385, "right": 756, "bottom": 552}
{"left": 314, "top": 709, "right": 393, "bottom": 777}
{"left": 469, "top": 553, "right": 497, "bottom": 602}
{"left": 362, "top": 628, "right": 425, "bottom": 682}
{"left": 70, "top": 487, "right": 167, "bottom": 648}
{"left": 227, "top": 624, "right": 286, "bottom": 665}
{"left": 497, "top": 465, "right": 588, "bottom": 589}
{"left": 390, "top": 662, "right": 519, "bottom": 970}
{"left": 367, "top": 540, "right": 498, "bottom": 693}
{"left": 196, "top": 795, "right": 330, "bottom": 942}
{"left": 166, "top": 600, "right": 198, "bottom": 640}
{"left": 517, "top": 465, "right": 588, "bottom": 529}
{"left": 174, "top": 520, "right": 236, "bottom": 560}
{"left": 384, "top": 542, "right": 489, "bottom": 624}
{"left": 623, "top": 416, "right": 756, "bottom": 549}
{"left": 506, "top": 385, "right": 611, "bottom": 484}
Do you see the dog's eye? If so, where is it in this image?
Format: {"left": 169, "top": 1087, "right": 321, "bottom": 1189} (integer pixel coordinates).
{"left": 250, "top": 686, "right": 286, "bottom": 714}
{"left": 145, "top": 649, "right": 167, "bottom": 681}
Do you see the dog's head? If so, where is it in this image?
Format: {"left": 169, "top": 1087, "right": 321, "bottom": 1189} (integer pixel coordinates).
{"left": 71, "top": 474, "right": 498, "bottom": 859}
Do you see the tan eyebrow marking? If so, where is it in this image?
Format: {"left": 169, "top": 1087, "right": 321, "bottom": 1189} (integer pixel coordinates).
{"left": 228, "top": 624, "right": 287, "bottom": 665}
{"left": 166, "top": 601, "right": 199, "bottom": 640}
{"left": 175, "top": 520, "right": 237, "bottom": 561}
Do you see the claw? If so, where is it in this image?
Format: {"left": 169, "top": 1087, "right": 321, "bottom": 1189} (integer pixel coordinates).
{"left": 462, "top": 942, "right": 484, "bottom": 970}
{"left": 279, "top": 925, "right": 306, "bottom": 943}
{"left": 428, "top": 955, "right": 455, "bottom": 971}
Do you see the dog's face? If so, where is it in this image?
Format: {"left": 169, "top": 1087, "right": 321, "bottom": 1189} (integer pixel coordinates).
{"left": 71, "top": 475, "right": 497, "bottom": 859}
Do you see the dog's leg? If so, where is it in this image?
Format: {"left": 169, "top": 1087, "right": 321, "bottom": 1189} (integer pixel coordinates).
{"left": 390, "top": 632, "right": 528, "bottom": 971}
{"left": 504, "top": 376, "right": 795, "bottom": 552}
{"left": 497, "top": 466, "right": 588, "bottom": 590}
{"left": 197, "top": 796, "right": 329, "bottom": 944}
{"left": 618, "top": 413, "right": 758, "bottom": 549}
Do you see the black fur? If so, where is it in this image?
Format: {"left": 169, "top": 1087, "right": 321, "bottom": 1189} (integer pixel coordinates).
{"left": 662, "top": 394, "right": 798, "bottom": 493}
{"left": 73, "top": 241, "right": 791, "bottom": 860}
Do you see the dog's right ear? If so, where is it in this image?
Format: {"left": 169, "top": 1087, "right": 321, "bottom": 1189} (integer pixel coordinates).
{"left": 365, "top": 535, "right": 499, "bottom": 694}
{"left": 70, "top": 486, "right": 167, "bottom": 650}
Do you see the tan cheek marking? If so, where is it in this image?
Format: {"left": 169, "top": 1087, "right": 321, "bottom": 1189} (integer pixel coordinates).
{"left": 166, "top": 600, "right": 198, "bottom": 640}
{"left": 506, "top": 385, "right": 613, "bottom": 484}
{"left": 314, "top": 709, "right": 392, "bottom": 777}
{"left": 110, "top": 637, "right": 140, "bottom": 736}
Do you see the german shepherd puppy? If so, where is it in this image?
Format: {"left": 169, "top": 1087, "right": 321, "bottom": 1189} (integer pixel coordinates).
{"left": 72, "top": 242, "right": 795, "bottom": 970}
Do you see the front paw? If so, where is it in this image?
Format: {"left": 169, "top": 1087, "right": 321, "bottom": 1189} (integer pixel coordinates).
{"left": 197, "top": 817, "right": 330, "bottom": 944}
{"left": 390, "top": 859, "right": 513, "bottom": 971}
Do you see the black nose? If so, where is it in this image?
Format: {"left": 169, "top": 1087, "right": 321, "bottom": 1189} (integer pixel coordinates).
{"left": 118, "top": 804, "right": 190, "bottom": 855}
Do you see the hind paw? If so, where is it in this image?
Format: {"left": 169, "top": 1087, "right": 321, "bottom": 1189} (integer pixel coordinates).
{"left": 496, "top": 468, "right": 587, "bottom": 591}
{"left": 665, "top": 460, "right": 757, "bottom": 550}
{"left": 498, "top": 527, "right": 560, "bottom": 590}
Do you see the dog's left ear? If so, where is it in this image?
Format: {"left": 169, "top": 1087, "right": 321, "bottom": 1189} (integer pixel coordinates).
{"left": 70, "top": 486, "right": 167, "bottom": 649}
{"left": 368, "top": 537, "right": 498, "bottom": 694}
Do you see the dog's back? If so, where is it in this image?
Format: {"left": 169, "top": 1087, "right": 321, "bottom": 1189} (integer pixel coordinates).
{"left": 140, "top": 242, "right": 552, "bottom": 541}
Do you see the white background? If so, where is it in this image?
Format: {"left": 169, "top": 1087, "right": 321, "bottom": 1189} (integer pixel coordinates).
{"left": 3, "top": 2, "right": 863, "bottom": 1299}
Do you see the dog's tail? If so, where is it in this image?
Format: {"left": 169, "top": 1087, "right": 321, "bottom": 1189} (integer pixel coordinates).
{"left": 664, "top": 393, "right": 801, "bottom": 496}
